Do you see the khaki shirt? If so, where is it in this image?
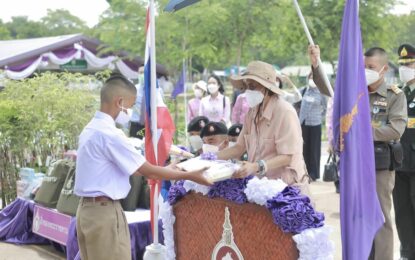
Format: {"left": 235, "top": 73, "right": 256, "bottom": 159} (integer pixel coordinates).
{"left": 370, "top": 82, "right": 407, "bottom": 141}
{"left": 236, "top": 95, "right": 307, "bottom": 185}
{"left": 312, "top": 66, "right": 407, "bottom": 142}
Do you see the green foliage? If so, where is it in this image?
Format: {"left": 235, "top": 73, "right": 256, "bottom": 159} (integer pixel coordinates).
{"left": 90, "top": 0, "right": 414, "bottom": 76}
{"left": 0, "top": 72, "right": 100, "bottom": 207}
{"left": 40, "top": 9, "right": 89, "bottom": 36}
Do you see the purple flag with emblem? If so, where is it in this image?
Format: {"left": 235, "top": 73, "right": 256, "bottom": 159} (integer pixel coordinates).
{"left": 332, "top": 0, "right": 384, "bottom": 259}
{"left": 171, "top": 65, "right": 186, "bottom": 99}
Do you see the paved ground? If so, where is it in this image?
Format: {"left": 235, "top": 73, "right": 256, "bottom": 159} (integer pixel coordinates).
{"left": 0, "top": 142, "right": 402, "bottom": 259}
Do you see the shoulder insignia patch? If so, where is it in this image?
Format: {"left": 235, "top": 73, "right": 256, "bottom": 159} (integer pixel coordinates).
{"left": 390, "top": 85, "right": 402, "bottom": 94}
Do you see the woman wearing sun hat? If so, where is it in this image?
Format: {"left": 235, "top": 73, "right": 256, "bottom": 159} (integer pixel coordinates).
{"left": 188, "top": 80, "right": 207, "bottom": 122}
{"left": 217, "top": 61, "right": 310, "bottom": 194}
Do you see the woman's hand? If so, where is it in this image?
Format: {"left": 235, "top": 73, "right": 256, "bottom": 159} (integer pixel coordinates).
{"left": 187, "top": 167, "right": 213, "bottom": 186}
{"left": 233, "top": 161, "right": 258, "bottom": 178}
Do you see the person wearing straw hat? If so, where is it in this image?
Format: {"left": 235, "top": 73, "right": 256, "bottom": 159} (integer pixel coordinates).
{"left": 217, "top": 61, "right": 310, "bottom": 194}
{"left": 188, "top": 80, "right": 207, "bottom": 122}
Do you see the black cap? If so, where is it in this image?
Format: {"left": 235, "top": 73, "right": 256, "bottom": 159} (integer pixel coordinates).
{"left": 398, "top": 44, "right": 415, "bottom": 65}
{"left": 200, "top": 122, "right": 228, "bottom": 138}
{"left": 187, "top": 116, "right": 209, "bottom": 132}
{"left": 228, "top": 124, "right": 243, "bottom": 137}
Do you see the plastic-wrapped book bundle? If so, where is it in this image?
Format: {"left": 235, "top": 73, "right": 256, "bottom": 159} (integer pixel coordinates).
{"left": 17, "top": 168, "right": 45, "bottom": 199}
{"left": 177, "top": 157, "right": 240, "bottom": 182}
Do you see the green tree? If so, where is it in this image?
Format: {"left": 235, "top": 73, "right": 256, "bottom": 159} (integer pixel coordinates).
{"left": 0, "top": 72, "right": 100, "bottom": 207}
{"left": 6, "top": 16, "right": 44, "bottom": 39}
{"left": 0, "top": 19, "right": 11, "bottom": 40}
{"left": 40, "top": 9, "right": 89, "bottom": 36}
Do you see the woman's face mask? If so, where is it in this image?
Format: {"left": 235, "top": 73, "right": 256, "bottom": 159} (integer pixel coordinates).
{"left": 194, "top": 88, "right": 203, "bottom": 98}
{"left": 208, "top": 84, "right": 219, "bottom": 94}
{"left": 245, "top": 89, "right": 265, "bottom": 108}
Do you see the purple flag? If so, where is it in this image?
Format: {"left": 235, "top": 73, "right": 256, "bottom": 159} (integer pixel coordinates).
{"left": 171, "top": 65, "right": 186, "bottom": 99}
{"left": 333, "top": 0, "right": 384, "bottom": 259}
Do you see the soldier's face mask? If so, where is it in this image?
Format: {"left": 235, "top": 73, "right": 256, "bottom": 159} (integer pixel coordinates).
{"left": 365, "top": 66, "right": 385, "bottom": 86}
{"left": 189, "top": 135, "right": 203, "bottom": 151}
{"left": 399, "top": 66, "right": 415, "bottom": 83}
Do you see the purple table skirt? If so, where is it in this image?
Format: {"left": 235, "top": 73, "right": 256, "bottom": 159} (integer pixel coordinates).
{"left": 0, "top": 198, "right": 163, "bottom": 260}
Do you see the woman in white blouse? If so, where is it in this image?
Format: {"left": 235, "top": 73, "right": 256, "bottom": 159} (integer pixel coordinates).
{"left": 199, "top": 74, "right": 231, "bottom": 125}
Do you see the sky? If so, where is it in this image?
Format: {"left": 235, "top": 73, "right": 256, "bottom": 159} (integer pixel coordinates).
{"left": 0, "top": 0, "right": 413, "bottom": 27}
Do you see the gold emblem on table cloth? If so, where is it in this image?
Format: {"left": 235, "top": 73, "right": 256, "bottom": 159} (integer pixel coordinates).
{"left": 211, "top": 207, "right": 244, "bottom": 260}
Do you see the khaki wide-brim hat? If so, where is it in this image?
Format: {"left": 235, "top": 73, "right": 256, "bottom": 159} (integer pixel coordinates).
{"left": 230, "top": 61, "right": 283, "bottom": 95}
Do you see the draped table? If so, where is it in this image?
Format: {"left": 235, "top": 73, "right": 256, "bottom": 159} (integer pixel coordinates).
{"left": 0, "top": 198, "right": 163, "bottom": 260}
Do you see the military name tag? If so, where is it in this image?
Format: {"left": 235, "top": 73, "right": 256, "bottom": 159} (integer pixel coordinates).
{"left": 408, "top": 118, "right": 415, "bottom": 128}
{"left": 373, "top": 100, "right": 387, "bottom": 107}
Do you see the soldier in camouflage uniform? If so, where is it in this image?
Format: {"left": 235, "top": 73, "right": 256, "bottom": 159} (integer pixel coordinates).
{"left": 393, "top": 43, "right": 415, "bottom": 260}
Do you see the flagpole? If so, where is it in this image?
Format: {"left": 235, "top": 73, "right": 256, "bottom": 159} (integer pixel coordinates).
{"left": 150, "top": 0, "right": 159, "bottom": 245}
{"left": 292, "top": 0, "right": 334, "bottom": 97}
{"left": 183, "top": 59, "right": 189, "bottom": 148}
{"left": 144, "top": 0, "right": 167, "bottom": 259}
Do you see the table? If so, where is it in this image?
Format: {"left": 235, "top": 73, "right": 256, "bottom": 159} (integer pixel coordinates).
{"left": 0, "top": 198, "right": 163, "bottom": 260}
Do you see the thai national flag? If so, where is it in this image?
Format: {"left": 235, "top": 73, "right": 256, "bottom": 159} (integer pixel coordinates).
{"left": 144, "top": 8, "right": 175, "bottom": 167}
{"left": 143, "top": 6, "right": 176, "bottom": 242}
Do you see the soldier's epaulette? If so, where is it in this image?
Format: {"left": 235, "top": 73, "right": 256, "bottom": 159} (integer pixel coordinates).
{"left": 390, "top": 85, "right": 402, "bottom": 94}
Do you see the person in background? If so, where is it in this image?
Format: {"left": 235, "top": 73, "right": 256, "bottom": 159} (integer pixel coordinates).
{"left": 200, "top": 121, "right": 229, "bottom": 153}
{"left": 228, "top": 123, "right": 247, "bottom": 161}
{"left": 393, "top": 43, "right": 415, "bottom": 260}
{"left": 187, "top": 116, "right": 209, "bottom": 155}
{"left": 199, "top": 74, "right": 231, "bottom": 126}
{"left": 227, "top": 124, "right": 243, "bottom": 145}
{"left": 231, "top": 89, "right": 249, "bottom": 124}
{"left": 188, "top": 80, "right": 207, "bottom": 122}
{"left": 130, "top": 66, "right": 145, "bottom": 139}
{"left": 217, "top": 61, "right": 310, "bottom": 195}
{"left": 308, "top": 45, "right": 338, "bottom": 192}
{"left": 278, "top": 73, "right": 303, "bottom": 105}
{"left": 298, "top": 71, "right": 327, "bottom": 181}
{"left": 74, "top": 74, "right": 211, "bottom": 260}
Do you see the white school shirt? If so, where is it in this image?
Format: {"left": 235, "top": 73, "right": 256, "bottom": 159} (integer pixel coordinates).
{"left": 74, "top": 111, "right": 145, "bottom": 200}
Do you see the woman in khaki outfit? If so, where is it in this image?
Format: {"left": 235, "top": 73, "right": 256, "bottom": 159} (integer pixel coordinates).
{"left": 217, "top": 61, "right": 310, "bottom": 193}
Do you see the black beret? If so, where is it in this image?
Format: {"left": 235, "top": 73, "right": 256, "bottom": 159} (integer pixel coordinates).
{"left": 398, "top": 44, "right": 415, "bottom": 65}
{"left": 228, "top": 124, "right": 243, "bottom": 137}
{"left": 187, "top": 116, "right": 209, "bottom": 132}
{"left": 200, "top": 121, "right": 228, "bottom": 138}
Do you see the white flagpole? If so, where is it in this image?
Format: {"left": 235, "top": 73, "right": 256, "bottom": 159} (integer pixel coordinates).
{"left": 144, "top": 1, "right": 167, "bottom": 259}
{"left": 292, "top": 0, "right": 334, "bottom": 97}
{"left": 150, "top": 0, "right": 159, "bottom": 245}
{"left": 183, "top": 59, "right": 189, "bottom": 148}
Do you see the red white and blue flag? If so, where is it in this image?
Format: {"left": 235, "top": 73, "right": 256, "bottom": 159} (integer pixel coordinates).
{"left": 144, "top": 9, "right": 175, "bottom": 167}
{"left": 144, "top": 6, "right": 175, "bottom": 242}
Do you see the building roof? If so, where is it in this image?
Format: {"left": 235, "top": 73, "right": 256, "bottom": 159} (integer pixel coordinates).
{"left": 0, "top": 34, "right": 168, "bottom": 76}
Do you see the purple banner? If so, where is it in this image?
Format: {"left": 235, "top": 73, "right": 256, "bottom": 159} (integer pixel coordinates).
{"left": 32, "top": 205, "right": 72, "bottom": 245}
